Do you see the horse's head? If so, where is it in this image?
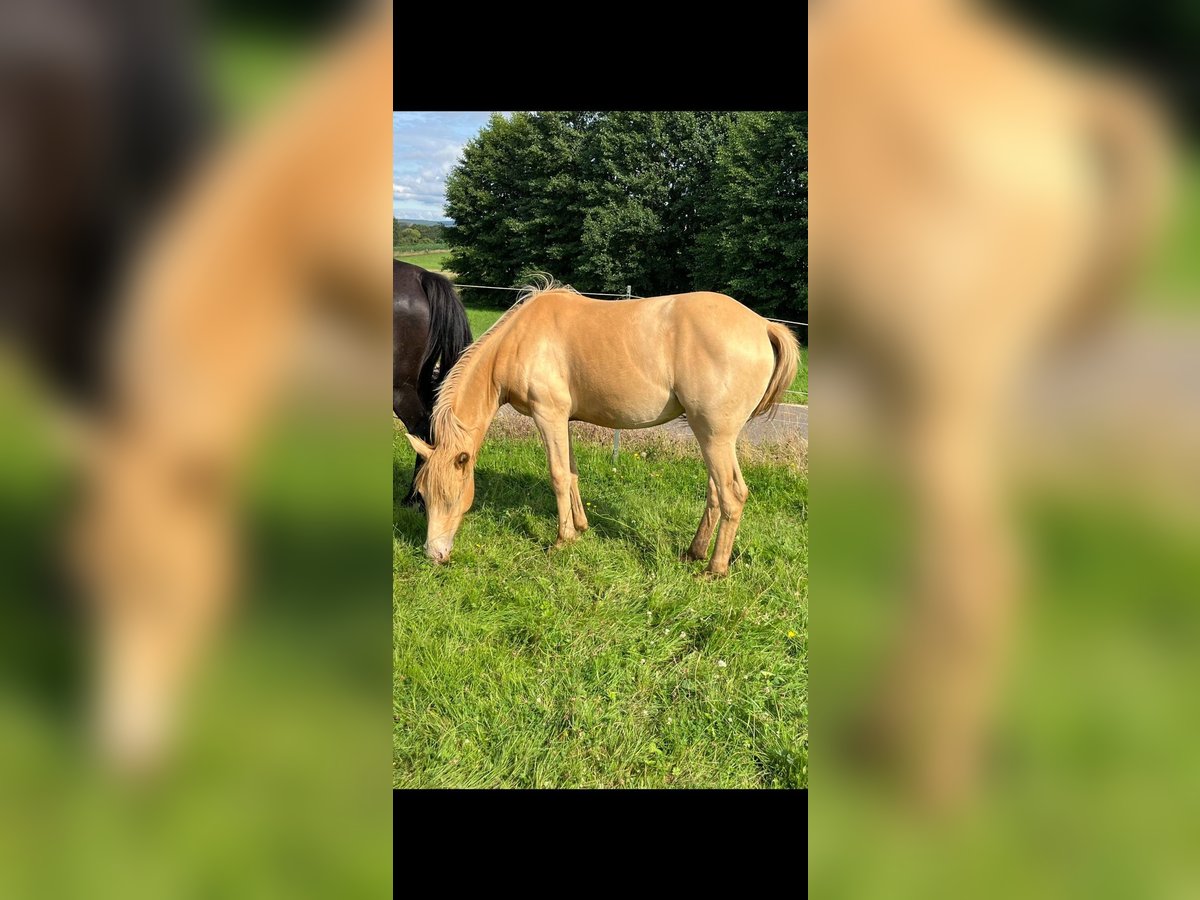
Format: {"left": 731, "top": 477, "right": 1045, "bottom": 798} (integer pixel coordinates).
{"left": 69, "top": 422, "right": 237, "bottom": 772}
{"left": 407, "top": 427, "right": 476, "bottom": 564}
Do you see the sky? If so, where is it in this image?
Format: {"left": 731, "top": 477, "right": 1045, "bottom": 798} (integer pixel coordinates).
{"left": 392, "top": 111, "right": 494, "bottom": 222}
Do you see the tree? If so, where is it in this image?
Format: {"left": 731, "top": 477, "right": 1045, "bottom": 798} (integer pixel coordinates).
{"left": 576, "top": 112, "right": 736, "bottom": 295}
{"left": 445, "top": 112, "right": 588, "bottom": 301}
{"left": 695, "top": 112, "right": 808, "bottom": 323}
{"left": 443, "top": 111, "right": 806, "bottom": 319}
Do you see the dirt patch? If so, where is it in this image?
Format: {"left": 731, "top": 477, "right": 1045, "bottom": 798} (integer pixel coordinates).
{"left": 487, "top": 406, "right": 807, "bottom": 470}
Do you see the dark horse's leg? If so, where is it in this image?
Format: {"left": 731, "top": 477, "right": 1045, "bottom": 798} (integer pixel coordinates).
{"left": 394, "top": 386, "right": 430, "bottom": 509}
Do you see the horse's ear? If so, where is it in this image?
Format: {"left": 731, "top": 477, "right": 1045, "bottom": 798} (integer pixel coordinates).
{"left": 406, "top": 434, "right": 433, "bottom": 459}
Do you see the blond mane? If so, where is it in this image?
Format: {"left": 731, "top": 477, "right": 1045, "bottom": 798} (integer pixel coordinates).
{"left": 430, "top": 274, "right": 580, "bottom": 448}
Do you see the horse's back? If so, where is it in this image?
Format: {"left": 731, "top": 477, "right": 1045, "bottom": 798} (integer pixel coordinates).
{"left": 393, "top": 259, "right": 424, "bottom": 296}
{"left": 668, "top": 291, "right": 768, "bottom": 330}
{"left": 505, "top": 289, "right": 776, "bottom": 429}
{"left": 517, "top": 288, "right": 772, "bottom": 377}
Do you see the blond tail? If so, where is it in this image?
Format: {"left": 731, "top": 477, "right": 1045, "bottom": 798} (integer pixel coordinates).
{"left": 752, "top": 321, "right": 802, "bottom": 419}
{"left": 1060, "top": 77, "right": 1174, "bottom": 336}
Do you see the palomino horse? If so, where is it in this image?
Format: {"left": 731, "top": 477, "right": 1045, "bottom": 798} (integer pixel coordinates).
{"left": 71, "top": 5, "right": 392, "bottom": 769}
{"left": 393, "top": 259, "right": 472, "bottom": 507}
{"left": 405, "top": 284, "right": 801, "bottom": 578}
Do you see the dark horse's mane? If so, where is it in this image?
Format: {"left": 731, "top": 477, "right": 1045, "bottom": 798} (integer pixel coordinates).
{"left": 394, "top": 259, "right": 472, "bottom": 506}
{"left": 416, "top": 268, "right": 473, "bottom": 410}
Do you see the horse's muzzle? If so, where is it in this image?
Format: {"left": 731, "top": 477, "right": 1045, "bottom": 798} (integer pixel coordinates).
{"left": 424, "top": 541, "right": 451, "bottom": 564}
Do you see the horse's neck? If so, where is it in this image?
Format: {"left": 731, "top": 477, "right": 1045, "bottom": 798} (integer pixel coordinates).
{"left": 448, "top": 343, "right": 502, "bottom": 450}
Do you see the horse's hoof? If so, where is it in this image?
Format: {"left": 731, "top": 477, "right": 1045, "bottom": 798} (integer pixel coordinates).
{"left": 680, "top": 549, "right": 705, "bottom": 563}
{"left": 697, "top": 568, "right": 728, "bottom": 581}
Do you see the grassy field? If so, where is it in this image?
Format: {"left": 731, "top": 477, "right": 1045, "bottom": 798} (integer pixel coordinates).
{"left": 789, "top": 345, "right": 808, "bottom": 399}
{"left": 393, "top": 425, "right": 808, "bottom": 788}
{"left": 464, "top": 304, "right": 504, "bottom": 334}
{"left": 396, "top": 250, "right": 452, "bottom": 273}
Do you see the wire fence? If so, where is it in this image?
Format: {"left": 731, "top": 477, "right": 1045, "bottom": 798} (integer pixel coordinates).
{"left": 453, "top": 280, "right": 808, "bottom": 403}
{"left": 455, "top": 284, "right": 638, "bottom": 299}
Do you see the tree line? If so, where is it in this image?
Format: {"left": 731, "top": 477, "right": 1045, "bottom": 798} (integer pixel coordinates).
{"left": 443, "top": 112, "right": 807, "bottom": 324}
{"left": 394, "top": 220, "right": 449, "bottom": 252}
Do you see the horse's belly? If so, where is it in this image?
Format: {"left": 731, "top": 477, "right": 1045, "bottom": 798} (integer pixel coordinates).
{"left": 571, "top": 392, "right": 683, "bottom": 430}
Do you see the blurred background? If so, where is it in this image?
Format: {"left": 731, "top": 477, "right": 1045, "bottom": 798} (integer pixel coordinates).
{"left": 0, "top": 1, "right": 391, "bottom": 896}
{"left": 1006, "top": 0, "right": 1200, "bottom": 308}
{"left": 7, "top": 0, "right": 1200, "bottom": 892}
{"left": 813, "top": 1, "right": 1200, "bottom": 897}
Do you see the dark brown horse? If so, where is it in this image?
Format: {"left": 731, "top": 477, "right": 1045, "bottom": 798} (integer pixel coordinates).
{"left": 394, "top": 259, "right": 472, "bottom": 507}
{"left": 0, "top": 0, "right": 209, "bottom": 410}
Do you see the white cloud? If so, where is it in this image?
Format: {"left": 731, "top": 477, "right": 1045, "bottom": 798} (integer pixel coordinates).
{"left": 393, "top": 112, "right": 492, "bottom": 220}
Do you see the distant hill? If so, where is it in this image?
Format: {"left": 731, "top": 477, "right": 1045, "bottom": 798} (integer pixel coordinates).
{"left": 394, "top": 217, "right": 454, "bottom": 227}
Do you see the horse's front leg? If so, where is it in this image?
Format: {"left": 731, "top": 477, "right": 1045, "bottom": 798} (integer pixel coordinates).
{"left": 532, "top": 413, "right": 579, "bottom": 547}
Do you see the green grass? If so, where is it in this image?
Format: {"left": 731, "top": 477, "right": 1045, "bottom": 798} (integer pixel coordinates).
{"left": 209, "top": 25, "right": 315, "bottom": 120}
{"left": 393, "top": 428, "right": 808, "bottom": 788}
{"left": 789, "top": 345, "right": 808, "bottom": 401}
{"left": 396, "top": 250, "right": 452, "bottom": 273}
{"left": 464, "top": 304, "right": 505, "bottom": 335}
{"left": 1144, "top": 153, "right": 1200, "bottom": 307}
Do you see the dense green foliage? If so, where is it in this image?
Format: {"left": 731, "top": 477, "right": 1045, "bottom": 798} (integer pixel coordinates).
{"left": 444, "top": 112, "right": 807, "bottom": 323}
{"left": 393, "top": 219, "right": 448, "bottom": 253}
{"left": 444, "top": 112, "right": 590, "bottom": 297}
{"left": 695, "top": 112, "right": 807, "bottom": 320}
{"left": 574, "top": 112, "right": 735, "bottom": 298}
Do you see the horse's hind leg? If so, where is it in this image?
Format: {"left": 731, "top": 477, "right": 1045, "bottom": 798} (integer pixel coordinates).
{"left": 567, "top": 435, "right": 588, "bottom": 533}
{"left": 693, "top": 432, "right": 749, "bottom": 577}
{"left": 684, "top": 476, "right": 719, "bottom": 562}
